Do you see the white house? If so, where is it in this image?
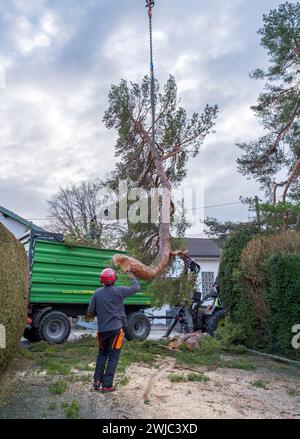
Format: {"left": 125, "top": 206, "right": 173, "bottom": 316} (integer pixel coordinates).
{"left": 150, "top": 238, "right": 221, "bottom": 324}
{"left": 185, "top": 238, "right": 220, "bottom": 297}
{"left": 0, "top": 206, "right": 45, "bottom": 239}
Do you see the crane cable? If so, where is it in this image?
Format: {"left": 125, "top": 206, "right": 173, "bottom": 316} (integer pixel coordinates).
{"left": 146, "top": 1, "right": 156, "bottom": 162}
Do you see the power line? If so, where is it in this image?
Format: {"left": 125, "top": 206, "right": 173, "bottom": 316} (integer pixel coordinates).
{"left": 184, "top": 201, "right": 243, "bottom": 211}
{"left": 26, "top": 201, "right": 244, "bottom": 221}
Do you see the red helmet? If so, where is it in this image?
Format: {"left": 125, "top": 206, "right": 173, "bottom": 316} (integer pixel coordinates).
{"left": 100, "top": 268, "right": 117, "bottom": 286}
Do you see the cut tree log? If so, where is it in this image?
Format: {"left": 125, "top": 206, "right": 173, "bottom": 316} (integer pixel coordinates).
{"left": 168, "top": 331, "right": 209, "bottom": 351}
{"left": 113, "top": 249, "right": 187, "bottom": 280}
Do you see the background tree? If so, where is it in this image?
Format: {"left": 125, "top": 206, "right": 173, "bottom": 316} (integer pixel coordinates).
{"left": 204, "top": 217, "right": 256, "bottom": 248}
{"left": 48, "top": 181, "right": 126, "bottom": 249}
{"left": 237, "top": 2, "right": 300, "bottom": 228}
{"left": 103, "top": 75, "right": 218, "bottom": 278}
{"left": 241, "top": 195, "right": 300, "bottom": 231}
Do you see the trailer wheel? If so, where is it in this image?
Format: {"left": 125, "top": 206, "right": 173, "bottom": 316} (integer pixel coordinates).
{"left": 38, "top": 311, "right": 71, "bottom": 344}
{"left": 23, "top": 327, "right": 41, "bottom": 343}
{"left": 124, "top": 312, "right": 151, "bottom": 341}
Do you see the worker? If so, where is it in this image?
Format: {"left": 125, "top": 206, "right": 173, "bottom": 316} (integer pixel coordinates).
{"left": 88, "top": 267, "right": 140, "bottom": 393}
{"left": 205, "top": 281, "right": 225, "bottom": 336}
{"left": 211, "top": 281, "right": 223, "bottom": 309}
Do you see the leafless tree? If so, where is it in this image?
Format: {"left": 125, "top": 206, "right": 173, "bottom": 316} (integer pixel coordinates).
{"left": 47, "top": 181, "right": 126, "bottom": 249}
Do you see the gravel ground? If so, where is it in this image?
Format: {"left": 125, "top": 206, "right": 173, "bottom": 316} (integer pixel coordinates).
{"left": 2, "top": 329, "right": 300, "bottom": 420}
{"left": 117, "top": 357, "right": 300, "bottom": 419}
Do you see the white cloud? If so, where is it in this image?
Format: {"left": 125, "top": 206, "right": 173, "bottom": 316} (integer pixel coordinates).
{"left": 2, "top": 6, "right": 72, "bottom": 57}
{"left": 12, "top": 16, "right": 51, "bottom": 55}
{"left": 0, "top": 0, "right": 279, "bottom": 225}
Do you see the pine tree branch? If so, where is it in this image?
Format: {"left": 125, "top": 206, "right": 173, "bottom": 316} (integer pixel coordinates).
{"left": 255, "top": 101, "right": 300, "bottom": 165}
{"left": 282, "top": 155, "right": 300, "bottom": 205}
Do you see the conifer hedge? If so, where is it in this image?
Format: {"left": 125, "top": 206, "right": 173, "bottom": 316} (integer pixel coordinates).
{"left": 0, "top": 224, "right": 29, "bottom": 374}
{"left": 266, "top": 255, "right": 300, "bottom": 360}
{"left": 219, "top": 230, "right": 300, "bottom": 357}
{"left": 218, "top": 226, "right": 258, "bottom": 316}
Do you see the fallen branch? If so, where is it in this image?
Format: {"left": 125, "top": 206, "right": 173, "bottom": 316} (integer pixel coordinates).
{"left": 143, "top": 359, "right": 176, "bottom": 402}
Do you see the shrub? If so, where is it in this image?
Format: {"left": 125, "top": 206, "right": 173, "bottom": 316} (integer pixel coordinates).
{"left": 0, "top": 224, "right": 29, "bottom": 374}
{"left": 215, "top": 317, "right": 246, "bottom": 347}
{"left": 234, "top": 231, "right": 300, "bottom": 349}
{"left": 218, "top": 226, "right": 258, "bottom": 316}
{"left": 266, "top": 254, "right": 300, "bottom": 360}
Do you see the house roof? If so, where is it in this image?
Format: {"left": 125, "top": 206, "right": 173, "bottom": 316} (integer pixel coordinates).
{"left": 185, "top": 238, "right": 220, "bottom": 258}
{"left": 0, "top": 206, "right": 45, "bottom": 232}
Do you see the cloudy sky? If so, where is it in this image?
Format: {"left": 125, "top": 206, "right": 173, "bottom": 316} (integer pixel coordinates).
{"left": 0, "top": 0, "right": 289, "bottom": 234}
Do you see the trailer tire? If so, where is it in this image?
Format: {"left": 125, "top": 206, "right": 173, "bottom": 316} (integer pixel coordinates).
{"left": 23, "top": 327, "right": 41, "bottom": 343}
{"left": 124, "top": 312, "right": 151, "bottom": 341}
{"left": 38, "top": 311, "right": 71, "bottom": 344}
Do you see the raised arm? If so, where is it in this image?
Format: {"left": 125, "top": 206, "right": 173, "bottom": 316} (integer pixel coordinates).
{"left": 117, "top": 272, "right": 140, "bottom": 298}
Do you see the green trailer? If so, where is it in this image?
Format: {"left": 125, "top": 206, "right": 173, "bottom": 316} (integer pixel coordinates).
{"left": 21, "top": 231, "right": 152, "bottom": 343}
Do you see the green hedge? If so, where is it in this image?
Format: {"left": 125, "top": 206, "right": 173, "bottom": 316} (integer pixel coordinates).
{"left": 0, "top": 224, "right": 29, "bottom": 374}
{"left": 266, "top": 255, "right": 300, "bottom": 360}
{"left": 218, "top": 226, "right": 258, "bottom": 317}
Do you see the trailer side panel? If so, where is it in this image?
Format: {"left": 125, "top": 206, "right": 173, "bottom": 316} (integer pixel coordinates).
{"left": 30, "top": 239, "right": 151, "bottom": 306}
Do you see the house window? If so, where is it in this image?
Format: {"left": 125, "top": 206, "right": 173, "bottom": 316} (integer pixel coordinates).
{"left": 201, "top": 272, "right": 215, "bottom": 297}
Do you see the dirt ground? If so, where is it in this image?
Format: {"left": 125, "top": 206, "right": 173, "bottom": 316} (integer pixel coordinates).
{"left": 118, "top": 357, "right": 300, "bottom": 419}
{"left": 1, "top": 338, "right": 300, "bottom": 419}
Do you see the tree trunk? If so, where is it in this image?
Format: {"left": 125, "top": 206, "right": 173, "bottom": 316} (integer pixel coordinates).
{"left": 113, "top": 248, "right": 187, "bottom": 280}
{"left": 113, "top": 120, "right": 187, "bottom": 279}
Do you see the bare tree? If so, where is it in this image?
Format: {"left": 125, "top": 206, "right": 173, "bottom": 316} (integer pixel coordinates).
{"left": 48, "top": 181, "right": 126, "bottom": 249}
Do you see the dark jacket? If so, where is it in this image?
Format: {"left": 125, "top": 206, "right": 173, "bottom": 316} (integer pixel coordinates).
{"left": 88, "top": 276, "right": 140, "bottom": 332}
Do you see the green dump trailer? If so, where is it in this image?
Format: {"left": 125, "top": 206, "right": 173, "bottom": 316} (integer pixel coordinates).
{"left": 21, "top": 231, "right": 152, "bottom": 344}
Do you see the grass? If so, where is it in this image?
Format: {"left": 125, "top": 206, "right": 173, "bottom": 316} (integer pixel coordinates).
{"left": 221, "top": 359, "right": 256, "bottom": 371}
{"left": 48, "top": 402, "right": 57, "bottom": 411}
{"left": 28, "top": 341, "right": 53, "bottom": 353}
{"left": 169, "top": 372, "right": 209, "bottom": 383}
{"left": 250, "top": 379, "right": 269, "bottom": 389}
{"left": 117, "top": 374, "right": 129, "bottom": 387}
{"left": 226, "top": 345, "right": 248, "bottom": 355}
{"left": 61, "top": 400, "right": 80, "bottom": 419}
{"left": 40, "top": 358, "right": 71, "bottom": 376}
{"left": 169, "top": 373, "right": 185, "bottom": 383}
{"left": 28, "top": 338, "right": 96, "bottom": 376}
{"left": 287, "top": 388, "right": 296, "bottom": 397}
{"left": 187, "top": 373, "right": 209, "bottom": 382}
{"left": 18, "top": 347, "right": 35, "bottom": 360}
{"left": 24, "top": 335, "right": 257, "bottom": 381}
{"left": 49, "top": 380, "right": 68, "bottom": 395}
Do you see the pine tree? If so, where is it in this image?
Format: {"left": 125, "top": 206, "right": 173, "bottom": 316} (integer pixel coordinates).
{"left": 237, "top": 2, "right": 300, "bottom": 228}
{"left": 103, "top": 75, "right": 218, "bottom": 278}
